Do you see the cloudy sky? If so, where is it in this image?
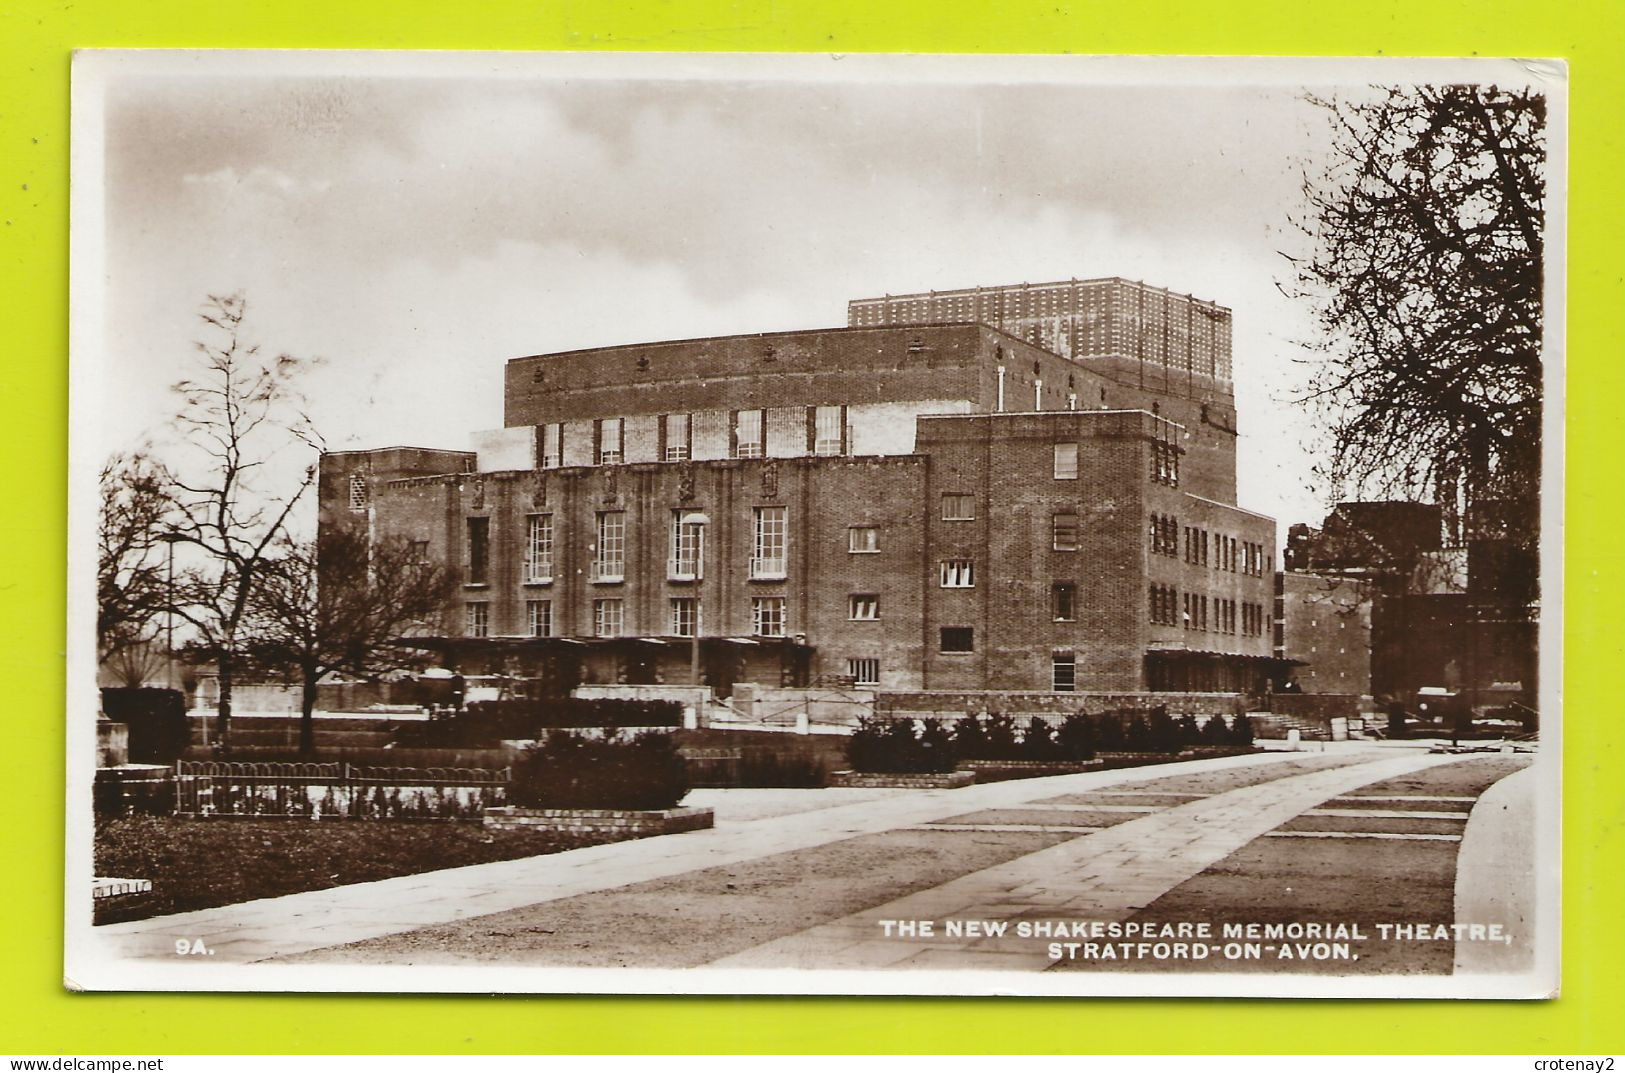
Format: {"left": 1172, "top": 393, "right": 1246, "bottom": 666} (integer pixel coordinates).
{"left": 82, "top": 53, "right": 1414, "bottom": 534}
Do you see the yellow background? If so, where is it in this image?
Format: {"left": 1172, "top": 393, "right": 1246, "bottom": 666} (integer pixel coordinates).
{"left": 4, "top": 0, "right": 1619, "bottom": 1055}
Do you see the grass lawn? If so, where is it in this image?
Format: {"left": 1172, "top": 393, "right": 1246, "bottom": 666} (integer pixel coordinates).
{"left": 94, "top": 815, "right": 622, "bottom": 922}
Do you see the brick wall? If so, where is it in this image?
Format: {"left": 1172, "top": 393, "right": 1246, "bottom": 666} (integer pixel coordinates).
{"left": 1276, "top": 571, "right": 1372, "bottom": 695}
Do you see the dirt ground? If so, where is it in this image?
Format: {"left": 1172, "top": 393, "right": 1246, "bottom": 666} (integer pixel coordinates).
{"left": 280, "top": 826, "right": 1075, "bottom": 968}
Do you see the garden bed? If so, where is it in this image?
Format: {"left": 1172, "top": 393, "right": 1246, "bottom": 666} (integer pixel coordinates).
{"left": 828, "top": 770, "right": 975, "bottom": 789}
{"left": 92, "top": 814, "right": 630, "bottom": 922}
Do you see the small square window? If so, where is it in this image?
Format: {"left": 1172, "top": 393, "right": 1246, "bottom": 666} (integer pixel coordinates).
{"left": 939, "top": 626, "right": 974, "bottom": 653}
{"left": 1052, "top": 582, "right": 1076, "bottom": 621}
{"left": 848, "top": 526, "right": 879, "bottom": 554}
{"left": 1053, "top": 512, "right": 1079, "bottom": 552}
{"left": 1053, "top": 442, "right": 1079, "bottom": 480}
{"left": 593, "top": 598, "right": 623, "bottom": 638}
{"left": 527, "top": 599, "right": 552, "bottom": 638}
{"left": 847, "top": 657, "right": 880, "bottom": 686}
{"left": 1052, "top": 650, "right": 1076, "bottom": 692}
{"left": 939, "top": 559, "right": 975, "bottom": 588}
{"left": 848, "top": 594, "right": 879, "bottom": 620}
{"left": 752, "top": 596, "right": 787, "bottom": 638}
{"left": 941, "top": 493, "right": 975, "bottom": 521}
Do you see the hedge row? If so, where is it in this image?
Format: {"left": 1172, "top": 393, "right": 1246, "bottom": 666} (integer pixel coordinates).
{"left": 510, "top": 731, "right": 690, "bottom": 810}
{"left": 847, "top": 710, "right": 1255, "bottom": 774}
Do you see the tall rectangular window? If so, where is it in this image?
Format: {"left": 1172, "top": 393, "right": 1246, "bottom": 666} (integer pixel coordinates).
{"left": 1052, "top": 650, "right": 1077, "bottom": 692}
{"left": 593, "top": 598, "right": 623, "bottom": 638}
{"left": 465, "top": 602, "right": 489, "bottom": 638}
{"left": 733, "top": 409, "right": 764, "bottom": 458}
{"left": 669, "top": 510, "right": 705, "bottom": 580}
{"left": 752, "top": 506, "right": 788, "bottom": 578}
{"left": 347, "top": 474, "right": 368, "bottom": 512}
{"left": 527, "top": 599, "right": 552, "bottom": 638}
{"left": 847, "top": 657, "right": 880, "bottom": 687}
{"left": 669, "top": 597, "right": 696, "bottom": 638}
{"left": 539, "top": 423, "right": 563, "bottom": 468}
{"left": 1053, "top": 442, "right": 1079, "bottom": 480}
{"left": 848, "top": 594, "right": 879, "bottom": 620}
{"left": 524, "top": 513, "right": 553, "bottom": 583}
{"left": 593, "top": 511, "right": 625, "bottom": 582}
{"left": 597, "top": 417, "right": 623, "bottom": 465}
{"left": 814, "top": 405, "right": 844, "bottom": 455}
{"left": 941, "top": 493, "right": 976, "bottom": 521}
{"left": 848, "top": 526, "right": 879, "bottom": 554}
{"left": 1052, "top": 582, "right": 1076, "bottom": 621}
{"left": 466, "top": 517, "right": 489, "bottom": 585}
{"left": 752, "top": 596, "right": 787, "bottom": 637}
{"left": 939, "top": 559, "right": 975, "bottom": 588}
{"left": 1053, "top": 511, "right": 1079, "bottom": 551}
{"left": 939, "top": 626, "right": 975, "bottom": 653}
{"left": 664, "top": 413, "right": 691, "bottom": 461}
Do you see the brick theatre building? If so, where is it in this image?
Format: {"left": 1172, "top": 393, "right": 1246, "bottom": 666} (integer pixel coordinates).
{"left": 318, "top": 277, "right": 1279, "bottom": 698}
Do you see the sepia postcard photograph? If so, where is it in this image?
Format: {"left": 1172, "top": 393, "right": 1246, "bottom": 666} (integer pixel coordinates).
{"left": 65, "top": 50, "right": 1563, "bottom": 998}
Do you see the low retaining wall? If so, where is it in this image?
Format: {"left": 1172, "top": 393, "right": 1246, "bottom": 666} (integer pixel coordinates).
{"left": 483, "top": 805, "right": 714, "bottom": 836}
{"left": 958, "top": 759, "right": 1104, "bottom": 778}
{"left": 731, "top": 684, "right": 875, "bottom": 728}
{"left": 1268, "top": 694, "right": 1362, "bottom": 719}
{"left": 874, "top": 691, "right": 1246, "bottom": 720}
{"left": 828, "top": 770, "right": 975, "bottom": 789}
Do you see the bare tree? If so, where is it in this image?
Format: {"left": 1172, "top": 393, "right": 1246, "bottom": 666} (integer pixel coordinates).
{"left": 1286, "top": 85, "right": 1544, "bottom": 547}
{"left": 97, "top": 451, "right": 175, "bottom": 670}
{"left": 249, "top": 527, "right": 454, "bottom": 757}
{"left": 164, "top": 293, "right": 322, "bottom": 753}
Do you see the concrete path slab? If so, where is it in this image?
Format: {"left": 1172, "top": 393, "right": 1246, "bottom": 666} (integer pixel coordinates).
{"left": 94, "top": 749, "right": 1362, "bottom": 963}
{"left": 1452, "top": 765, "right": 1537, "bottom": 976}
{"left": 709, "top": 751, "right": 1467, "bottom": 971}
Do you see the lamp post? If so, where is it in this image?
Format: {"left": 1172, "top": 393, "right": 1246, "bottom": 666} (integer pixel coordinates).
{"left": 159, "top": 532, "right": 183, "bottom": 692}
{"left": 678, "top": 511, "right": 710, "bottom": 687}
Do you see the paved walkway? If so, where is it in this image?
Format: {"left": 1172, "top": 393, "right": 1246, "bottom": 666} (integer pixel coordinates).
{"left": 709, "top": 750, "right": 1465, "bottom": 970}
{"left": 94, "top": 749, "right": 1371, "bottom": 963}
{"left": 1453, "top": 765, "right": 1539, "bottom": 978}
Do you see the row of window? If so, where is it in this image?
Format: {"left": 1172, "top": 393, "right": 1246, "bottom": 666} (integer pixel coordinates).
{"left": 466, "top": 595, "right": 788, "bottom": 640}
{"left": 470, "top": 507, "right": 790, "bottom": 586}
{"left": 539, "top": 406, "right": 850, "bottom": 468}
{"left": 1148, "top": 585, "right": 1267, "bottom": 636}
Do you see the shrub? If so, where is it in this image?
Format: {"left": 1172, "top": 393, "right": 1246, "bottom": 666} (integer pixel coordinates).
{"left": 510, "top": 730, "right": 690, "bottom": 811}
{"left": 100, "top": 688, "right": 189, "bottom": 764}
{"left": 1176, "top": 714, "right": 1201, "bottom": 747}
{"left": 1146, "top": 707, "right": 1182, "bottom": 753}
{"left": 952, "top": 715, "right": 988, "bottom": 758}
{"left": 1096, "top": 714, "right": 1126, "bottom": 751}
{"left": 846, "top": 717, "right": 958, "bottom": 774}
{"left": 1055, "top": 714, "right": 1097, "bottom": 761}
{"left": 982, "top": 713, "right": 1022, "bottom": 760}
{"left": 1022, "top": 717, "right": 1062, "bottom": 761}
{"left": 1199, "top": 714, "right": 1233, "bottom": 745}
{"left": 1230, "top": 715, "right": 1255, "bottom": 747}
{"left": 1124, "top": 715, "right": 1151, "bottom": 752}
